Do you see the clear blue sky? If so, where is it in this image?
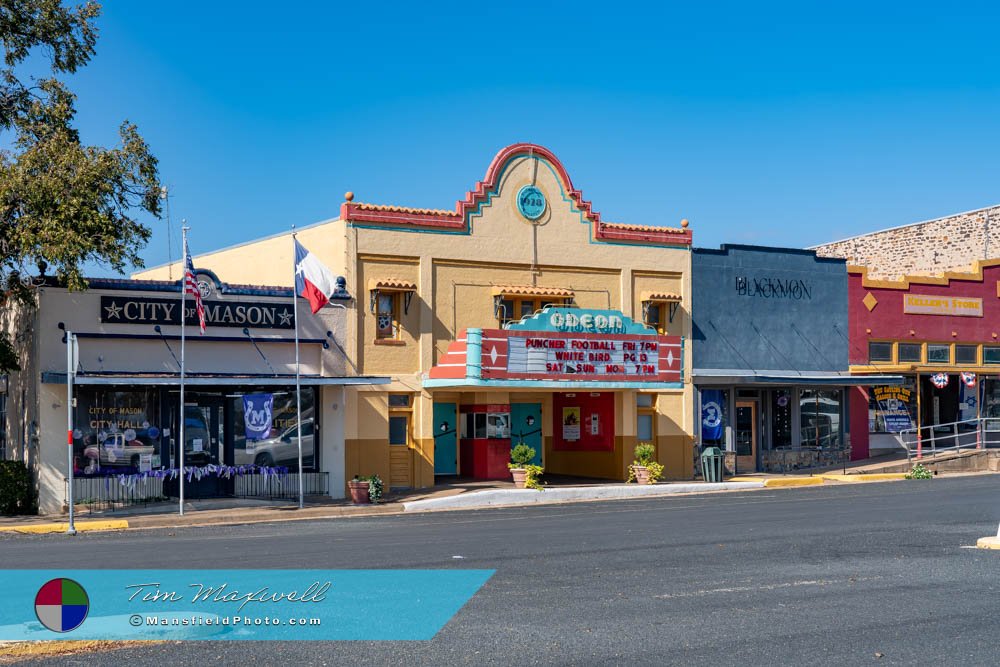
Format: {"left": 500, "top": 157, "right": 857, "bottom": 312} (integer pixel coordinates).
{"left": 61, "top": 1, "right": 1000, "bottom": 276}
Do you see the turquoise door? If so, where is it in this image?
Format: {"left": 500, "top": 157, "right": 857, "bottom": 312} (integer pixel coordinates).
{"left": 433, "top": 402, "right": 458, "bottom": 475}
{"left": 510, "top": 403, "right": 543, "bottom": 466}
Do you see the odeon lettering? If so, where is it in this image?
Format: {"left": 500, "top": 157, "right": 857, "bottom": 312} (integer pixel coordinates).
{"left": 549, "top": 312, "right": 625, "bottom": 333}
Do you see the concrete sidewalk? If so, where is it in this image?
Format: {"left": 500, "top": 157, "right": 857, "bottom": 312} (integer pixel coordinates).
{"left": 402, "top": 481, "right": 766, "bottom": 511}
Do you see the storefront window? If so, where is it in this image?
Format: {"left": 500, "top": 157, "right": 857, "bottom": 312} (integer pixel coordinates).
{"left": 232, "top": 388, "right": 316, "bottom": 470}
{"left": 869, "top": 378, "right": 917, "bottom": 433}
{"left": 869, "top": 342, "right": 892, "bottom": 362}
{"left": 799, "top": 389, "right": 842, "bottom": 448}
{"left": 927, "top": 345, "right": 950, "bottom": 364}
{"left": 983, "top": 379, "right": 1000, "bottom": 443}
{"left": 955, "top": 345, "right": 977, "bottom": 365}
{"left": 74, "top": 388, "right": 161, "bottom": 474}
{"left": 898, "top": 343, "right": 922, "bottom": 363}
{"left": 984, "top": 347, "right": 1000, "bottom": 364}
{"left": 770, "top": 389, "right": 792, "bottom": 448}
{"left": 487, "top": 412, "right": 510, "bottom": 439}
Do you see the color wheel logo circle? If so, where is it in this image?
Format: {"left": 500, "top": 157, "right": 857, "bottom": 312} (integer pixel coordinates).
{"left": 35, "top": 578, "right": 89, "bottom": 633}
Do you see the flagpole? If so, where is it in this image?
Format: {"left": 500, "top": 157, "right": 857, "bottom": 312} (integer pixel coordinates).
{"left": 292, "top": 227, "right": 304, "bottom": 509}
{"left": 179, "top": 224, "right": 188, "bottom": 516}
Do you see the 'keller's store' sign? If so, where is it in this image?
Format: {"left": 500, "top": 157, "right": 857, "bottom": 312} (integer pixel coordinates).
{"left": 100, "top": 296, "right": 295, "bottom": 330}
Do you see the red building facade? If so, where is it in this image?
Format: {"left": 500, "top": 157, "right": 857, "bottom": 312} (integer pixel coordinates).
{"left": 848, "top": 260, "right": 1000, "bottom": 458}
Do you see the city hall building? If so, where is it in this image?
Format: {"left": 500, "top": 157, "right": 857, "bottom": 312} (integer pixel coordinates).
{"left": 690, "top": 245, "right": 900, "bottom": 473}
{"left": 137, "top": 143, "right": 697, "bottom": 489}
{"left": 1, "top": 272, "right": 386, "bottom": 513}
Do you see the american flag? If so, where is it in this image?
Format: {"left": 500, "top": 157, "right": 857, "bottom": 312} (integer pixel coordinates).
{"left": 183, "top": 238, "right": 206, "bottom": 334}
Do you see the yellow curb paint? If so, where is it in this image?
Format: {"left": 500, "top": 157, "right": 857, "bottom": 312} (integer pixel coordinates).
{"left": 0, "top": 520, "right": 128, "bottom": 534}
{"left": 819, "top": 473, "right": 909, "bottom": 483}
{"left": 728, "top": 477, "right": 824, "bottom": 487}
{"left": 976, "top": 536, "right": 1000, "bottom": 550}
{"left": 761, "top": 477, "right": 824, "bottom": 488}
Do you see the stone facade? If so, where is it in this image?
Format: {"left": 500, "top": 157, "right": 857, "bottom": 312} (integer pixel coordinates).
{"left": 813, "top": 204, "right": 1000, "bottom": 279}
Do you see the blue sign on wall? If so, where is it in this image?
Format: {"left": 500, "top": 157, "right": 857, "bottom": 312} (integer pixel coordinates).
{"left": 516, "top": 185, "right": 546, "bottom": 220}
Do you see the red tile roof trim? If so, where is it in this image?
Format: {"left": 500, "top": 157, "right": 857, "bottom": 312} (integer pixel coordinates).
{"left": 341, "top": 143, "right": 692, "bottom": 246}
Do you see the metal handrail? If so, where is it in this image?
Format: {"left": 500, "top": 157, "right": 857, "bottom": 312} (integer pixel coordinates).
{"left": 894, "top": 417, "right": 985, "bottom": 461}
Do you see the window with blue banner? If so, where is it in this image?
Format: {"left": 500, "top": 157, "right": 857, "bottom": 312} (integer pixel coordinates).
{"left": 700, "top": 389, "right": 727, "bottom": 446}
{"left": 233, "top": 388, "right": 316, "bottom": 470}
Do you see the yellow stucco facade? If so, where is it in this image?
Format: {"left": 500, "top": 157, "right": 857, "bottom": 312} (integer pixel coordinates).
{"left": 136, "top": 143, "right": 696, "bottom": 491}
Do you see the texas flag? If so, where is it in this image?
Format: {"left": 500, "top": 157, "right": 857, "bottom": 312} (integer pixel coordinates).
{"left": 294, "top": 239, "right": 338, "bottom": 313}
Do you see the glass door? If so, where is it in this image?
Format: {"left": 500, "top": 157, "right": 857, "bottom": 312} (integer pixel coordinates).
{"left": 735, "top": 401, "right": 758, "bottom": 473}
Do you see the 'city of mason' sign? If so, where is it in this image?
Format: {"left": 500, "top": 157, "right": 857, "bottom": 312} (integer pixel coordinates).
{"left": 100, "top": 296, "right": 295, "bottom": 329}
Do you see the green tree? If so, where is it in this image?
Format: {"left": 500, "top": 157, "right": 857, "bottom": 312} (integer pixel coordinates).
{"left": 0, "top": 1, "right": 161, "bottom": 372}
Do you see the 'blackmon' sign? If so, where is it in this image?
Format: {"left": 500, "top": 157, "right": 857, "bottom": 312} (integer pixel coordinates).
{"left": 100, "top": 296, "right": 295, "bottom": 329}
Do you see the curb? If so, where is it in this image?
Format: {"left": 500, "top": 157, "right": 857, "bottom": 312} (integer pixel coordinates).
{"left": 0, "top": 520, "right": 129, "bottom": 534}
{"left": 729, "top": 477, "right": 824, "bottom": 488}
{"left": 976, "top": 536, "right": 1000, "bottom": 550}
{"left": 402, "top": 481, "right": 765, "bottom": 512}
{"left": 819, "top": 473, "right": 909, "bottom": 483}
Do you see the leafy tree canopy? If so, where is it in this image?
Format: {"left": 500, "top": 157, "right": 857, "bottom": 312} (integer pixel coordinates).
{"left": 0, "top": 1, "right": 161, "bottom": 372}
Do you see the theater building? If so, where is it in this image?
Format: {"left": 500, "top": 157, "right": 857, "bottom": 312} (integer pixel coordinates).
{"left": 137, "top": 143, "right": 697, "bottom": 489}
{"left": 691, "top": 245, "right": 899, "bottom": 473}
{"left": 845, "top": 260, "right": 1000, "bottom": 457}
{"left": 1, "top": 271, "right": 386, "bottom": 514}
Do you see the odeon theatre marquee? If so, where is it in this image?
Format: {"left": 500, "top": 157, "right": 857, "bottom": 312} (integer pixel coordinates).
{"left": 427, "top": 308, "right": 682, "bottom": 388}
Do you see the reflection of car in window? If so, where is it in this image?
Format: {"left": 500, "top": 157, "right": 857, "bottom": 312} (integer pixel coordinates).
{"left": 800, "top": 397, "right": 841, "bottom": 448}
{"left": 235, "top": 418, "right": 314, "bottom": 467}
{"left": 84, "top": 432, "right": 155, "bottom": 468}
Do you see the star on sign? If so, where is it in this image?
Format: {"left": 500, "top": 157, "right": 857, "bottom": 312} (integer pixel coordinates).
{"left": 104, "top": 302, "right": 123, "bottom": 319}
{"left": 278, "top": 309, "right": 293, "bottom": 326}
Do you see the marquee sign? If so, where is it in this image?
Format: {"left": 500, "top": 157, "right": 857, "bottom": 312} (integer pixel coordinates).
{"left": 481, "top": 329, "right": 681, "bottom": 382}
{"left": 100, "top": 296, "right": 295, "bottom": 330}
{"left": 429, "top": 308, "right": 683, "bottom": 385}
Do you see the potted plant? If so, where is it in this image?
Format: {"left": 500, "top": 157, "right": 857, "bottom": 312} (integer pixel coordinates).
{"left": 348, "top": 475, "right": 371, "bottom": 504}
{"left": 509, "top": 443, "right": 543, "bottom": 489}
{"left": 629, "top": 442, "right": 664, "bottom": 485}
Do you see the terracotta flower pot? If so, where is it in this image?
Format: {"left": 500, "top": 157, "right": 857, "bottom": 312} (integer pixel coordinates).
{"left": 510, "top": 468, "right": 527, "bottom": 489}
{"left": 348, "top": 479, "right": 371, "bottom": 504}
{"left": 633, "top": 465, "right": 651, "bottom": 485}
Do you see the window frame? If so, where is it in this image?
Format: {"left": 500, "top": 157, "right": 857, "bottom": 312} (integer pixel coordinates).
{"left": 497, "top": 297, "right": 567, "bottom": 326}
{"left": 637, "top": 394, "right": 657, "bottom": 445}
{"left": 926, "top": 344, "right": 951, "bottom": 365}
{"left": 868, "top": 341, "right": 893, "bottom": 363}
{"left": 983, "top": 346, "right": 1000, "bottom": 365}
{"left": 897, "top": 342, "right": 923, "bottom": 363}
{"left": 388, "top": 393, "right": 413, "bottom": 447}
{"left": 954, "top": 344, "right": 978, "bottom": 365}
{"left": 375, "top": 292, "right": 401, "bottom": 341}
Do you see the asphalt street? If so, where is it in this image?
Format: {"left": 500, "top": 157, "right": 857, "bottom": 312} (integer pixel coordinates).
{"left": 2, "top": 475, "right": 999, "bottom": 666}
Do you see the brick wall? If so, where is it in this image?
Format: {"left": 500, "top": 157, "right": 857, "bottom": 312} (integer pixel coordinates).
{"left": 813, "top": 204, "right": 1000, "bottom": 279}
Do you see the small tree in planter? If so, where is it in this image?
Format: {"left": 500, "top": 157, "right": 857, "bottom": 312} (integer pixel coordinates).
{"left": 628, "top": 442, "right": 664, "bottom": 485}
{"left": 509, "top": 443, "right": 543, "bottom": 490}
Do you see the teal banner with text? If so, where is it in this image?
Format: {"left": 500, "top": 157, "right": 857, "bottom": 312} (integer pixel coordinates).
{"left": 0, "top": 569, "right": 494, "bottom": 640}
